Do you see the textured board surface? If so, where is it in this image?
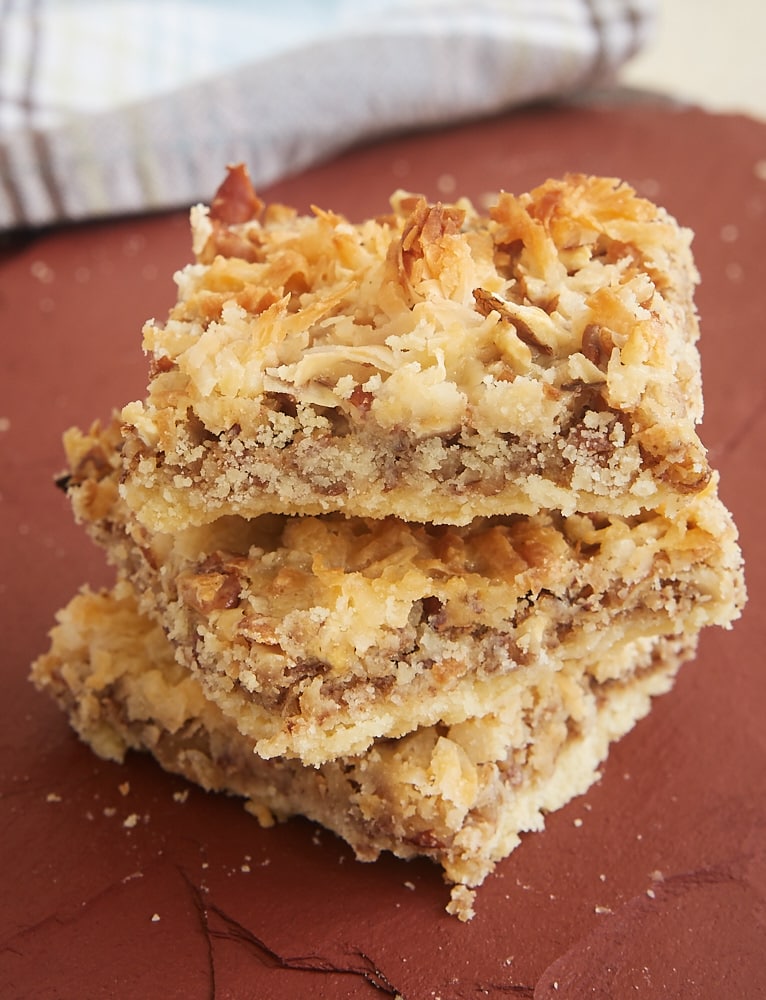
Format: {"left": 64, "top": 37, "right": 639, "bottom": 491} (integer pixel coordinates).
{"left": 2, "top": 100, "right": 765, "bottom": 998}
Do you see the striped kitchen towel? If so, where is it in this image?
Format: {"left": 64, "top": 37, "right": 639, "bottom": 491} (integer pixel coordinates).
{"left": 0, "top": 0, "right": 656, "bottom": 230}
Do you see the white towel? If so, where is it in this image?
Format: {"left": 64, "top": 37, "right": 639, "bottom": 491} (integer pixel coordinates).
{"left": 0, "top": 0, "right": 656, "bottom": 230}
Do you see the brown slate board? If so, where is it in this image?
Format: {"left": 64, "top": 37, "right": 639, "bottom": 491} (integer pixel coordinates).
{"left": 2, "top": 100, "right": 765, "bottom": 999}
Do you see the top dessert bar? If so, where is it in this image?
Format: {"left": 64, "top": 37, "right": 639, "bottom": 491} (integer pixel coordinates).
{"left": 119, "top": 167, "right": 710, "bottom": 532}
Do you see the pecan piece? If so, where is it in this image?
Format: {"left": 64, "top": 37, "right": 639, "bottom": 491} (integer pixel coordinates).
{"left": 581, "top": 323, "right": 614, "bottom": 368}
{"left": 473, "top": 288, "right": 553, "bottom": 355}
{"left": 637, "top": 430, "right": 712, "bottom": 494}
{"left": 210, "top": 163, "right": 263, "bottom": 225}
{"left": 148, "top": 354, "right": 176, "bottom": 380}
{"left": 197, "top": 163, "right": 266, "bottom": 263}
{"left": 349, "top": 384, "right": 373, "bottom": 412}
{"left": 177, "top": 553, "right": 245, "bottom": 614}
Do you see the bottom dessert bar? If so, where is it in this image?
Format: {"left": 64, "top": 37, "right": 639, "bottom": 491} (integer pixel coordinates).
{"left": 33, "top": 581, "right": 697, "bottom": 920}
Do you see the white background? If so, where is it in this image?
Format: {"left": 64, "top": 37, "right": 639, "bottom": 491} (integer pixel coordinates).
{"left": 622, "top": 0, "right": 766, "bottom": 120}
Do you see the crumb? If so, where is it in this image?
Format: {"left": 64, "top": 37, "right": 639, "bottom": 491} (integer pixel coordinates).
{"left": 45, "top": 792, "right": 62, "bottom": 803}
{"left": 123, "top": 813, "right": 139, "bottom": 829}
{"left": 446, "top": 884, "right": 476, "bottom": 922}
{"left": 403, "top": 881, "right": 416, "bottom": 891}
{"left": 103, "top": 807, "right": 116, "bottom": 817}
{"left": 172, "top": 789, "right": 189, "bottom": 803}
{"left": 151, "top": 913, "right": 161, "bottom": 922}
{"left": 573, "top": 817, "right": 583, "bottom": 827}
{"left": 118, "top": 781, "right": 130, "bottom": 796}
{"left": 594, "top": 905, "right": 612, "bottom": 915}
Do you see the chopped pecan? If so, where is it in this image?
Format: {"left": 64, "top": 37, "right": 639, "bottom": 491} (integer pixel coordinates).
{"left": 196, "top": 164, "right": 266, "bottom": 263}
{"left": 638, "top": 433, "right": 712, "bottom": 494}
{"left": 581, "top": 323, "right": 614, "bottom": 368}
{"left": 239, "top": 613, "right": 280, "bottom": 645}
{"left": 493, "top": 238, "right": 524, "bottom": 279}
{"left": 148, "top": 354, "right": 176, "bottom": 379}
{"left": 349, "top": 384, "right": 373, "bottom": 412}
{"left": 210, "top": 163, "right": 263, "bottom": 225}
{"left": 69, "top": 445, "right": 113, "bottom": 485}
{"left": 178, "top": 553, "right": 245, "bottom": 614}
{"left": 285, "top": 658, "right": 330, "bottom": 682}
{"left": 472, "top": 288, "right": 553, "bottom": 355}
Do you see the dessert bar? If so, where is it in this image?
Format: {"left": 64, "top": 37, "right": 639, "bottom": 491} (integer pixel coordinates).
{"left": 119, "top": 169, "right": 711, "bottom": 531}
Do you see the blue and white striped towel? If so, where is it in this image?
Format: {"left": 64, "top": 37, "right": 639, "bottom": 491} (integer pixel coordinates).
{"left": 0, "top": 0, "right": 656, "bottom": 230}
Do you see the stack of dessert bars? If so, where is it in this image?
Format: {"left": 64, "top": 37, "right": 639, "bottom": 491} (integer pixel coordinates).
{"left": 33, "top": 167, "right": 745, "bottom": 918}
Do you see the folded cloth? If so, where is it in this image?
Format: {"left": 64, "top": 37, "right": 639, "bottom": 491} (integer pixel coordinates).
{"left": 0, "top": 0, "right": 655, "bottom": 230}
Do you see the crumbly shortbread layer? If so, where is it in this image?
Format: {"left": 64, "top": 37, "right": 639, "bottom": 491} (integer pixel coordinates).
{"left": 119, "top": 170, "right": 710, "bottom": 531}
{"left": 31, "top": 583, "right": 693, "bottom": 920}
{"left": 62, "top": 418, "right": 745, "bottom": 766}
